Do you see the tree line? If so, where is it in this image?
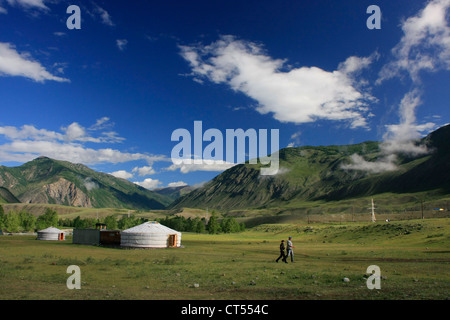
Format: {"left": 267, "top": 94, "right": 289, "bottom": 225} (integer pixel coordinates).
{"left": 0, "top": 206, "right": 58, "bottom": 233}
{"left": 157, "top": 215, "right": 245, "bottom": 234}
{"left": 0, "top": 205, "right": 244, "bottom": 234}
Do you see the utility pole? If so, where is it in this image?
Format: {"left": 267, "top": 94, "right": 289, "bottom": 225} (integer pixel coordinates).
{"left": 371, "top": 198, "right": 376, "bottom": 223}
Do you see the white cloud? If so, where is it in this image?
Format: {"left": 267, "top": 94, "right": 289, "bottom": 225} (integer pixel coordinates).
{"left": 342, "top": 90, "right": 436, "bottom": 174}
{"left": 93, "top": 4, "right": 114, "bottom": 26}
{"left": 0, "top": 125, "right": 63, "bottom": 141}
{"left": 180, "top": 35, "right": 376, "bottom": 128}
{"left": 63, "top": 122, "right": 87, "bottom": 141}
{"left": 192, "top": 181, "right": 207, "bottom": 189}
{"left": 166, "top": 160, "right": 237, "bottom": 174}
{"left": 52, "top": 62, "right": 67, "bottom": 75}
{"left": 0, "top": 121, "right": 168, "bottom": 166}
{"left": 132, "top": 165, "right": 155, "bottom": 176}
{"left": 0, "top": 5, "right": 7, "bottom": 14}
{"left": 60, "top": 121, "right": 124, "bottom": 144}
{"left": 287, "top": 131, "right": 302, "bottom": 147}
{"left": 134, "top": 178, "right": 162, "bottom": 190}
{"left": 110, "top": 170, "right": 134, "bottom": 180}
{"left": 0, "top": 42, "right": 69, "bottom": 82}
{"left": 378, "top": 0, "right": 450, "bottom": 83}
{"left": 83, "top": 177, "right": 98, "bottom": 191}
{"left": 344, "top": 1, "right": 449, "bottom": 175}
{"left": 90, "top": 117, "right": 112, "bottom": 130}
{"left": 167, "top": 181, "right": 188, "bottom": 188}
{"left": 0, "top": 139, "right": 165, "bottom": 165}
{"left": 6, "top": 0, "right": 49, "bottom": 11}
{"left": 341, "top": 154, "right": 398, "bottom": 174}
{"left": 338, "top": 54, "right": 378, "bottom": 76}
{"left": 382, "top": 89, "right": 436, "bottom": 156}
{"left": 116, "top": 39, "right": 128, "bottom": 51}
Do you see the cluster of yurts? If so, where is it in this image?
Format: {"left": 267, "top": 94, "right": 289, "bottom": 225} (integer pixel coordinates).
{"left": 36, "top": 221, "right": 182, "bottom": 248}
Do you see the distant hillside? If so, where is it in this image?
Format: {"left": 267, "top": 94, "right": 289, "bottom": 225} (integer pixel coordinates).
{"left": 170, "top": 125, "right": 450, "bottom": 211}
{"left": 0, "top": 187, "right": 20, "bottom": 204}
{"left": 153, "top": 185, "right": 194, "bottom": 201}
{"left": 0, "top": 157, "right": 172, "bottom": 210}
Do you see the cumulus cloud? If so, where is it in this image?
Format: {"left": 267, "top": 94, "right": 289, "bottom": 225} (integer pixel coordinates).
{"left": 378, "top": 0, "right": 450, "bottom": 83}
{"left": 0, "top": 42, "right": 69, "bottom": 82}
{"left": 63, "top": 122, "right": 87, "bottom": 142}
{"left": 167, "top": 181, "right": 188, "bottom": 187}
{"left": 0, "top": 120, "right": 168, "bottom": 165}
{"left": 60, "top": 121, "right": 124, "bottom": 144}
{"left": 132, "top": 166, "right": 155, "bottom": 176}
{"left": 0, "top": 139, "right": 165, "bottom": 165}
{"left": 166, "top": 160, "right": 237, "bottom": 174}
{"left": 179, "top": 35, "right": 376, "bottom": 128}
{"left": 134, "top": 178, "right": 162, "bottom": 190}
{"left": 110, "top": 170, "right": 134, "bottom": 180}
{"left": 0, "top": 125, "right": 62, "bottom": 141}
{"left": 338, "top": 54, "right": 377, "bottom": 76}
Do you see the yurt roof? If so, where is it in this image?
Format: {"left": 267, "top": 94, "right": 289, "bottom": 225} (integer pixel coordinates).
{"left": 122, "top": 221, "right": 180, "bottom": 234}
{"left": 38, "top": 226, "right": 64, "bottom": 233}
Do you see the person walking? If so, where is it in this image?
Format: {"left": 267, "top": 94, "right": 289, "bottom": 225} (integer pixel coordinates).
{"left": 286, "top": 236, "right": 295, "bottom": 262}
{"left": 276, "top": 240, "right": 288, "bottom": 263}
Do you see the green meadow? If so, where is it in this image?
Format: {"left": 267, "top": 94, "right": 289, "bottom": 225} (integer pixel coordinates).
{"left": 1, "top": 217, "right": 449, "bottom": 300}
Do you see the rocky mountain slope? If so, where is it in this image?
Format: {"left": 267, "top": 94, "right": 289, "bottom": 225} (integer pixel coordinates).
{"left": 0, "top": 157, "right": 171, "bottom": 210}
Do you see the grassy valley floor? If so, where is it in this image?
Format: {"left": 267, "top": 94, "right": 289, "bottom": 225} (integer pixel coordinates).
{"left": 0, "top": 218, "right": 449, "bottom": 300}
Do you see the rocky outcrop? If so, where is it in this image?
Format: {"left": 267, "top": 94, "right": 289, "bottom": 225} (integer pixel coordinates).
{"left": 21, "top": 178, "right": 92, "bottom": 207}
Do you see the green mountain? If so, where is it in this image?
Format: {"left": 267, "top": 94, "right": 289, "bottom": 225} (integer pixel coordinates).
{"left": 0, "top": 157, "right": 171, "bottom": 210}
{"left": 0, "top": 187, "right": 20, "bottom": 204}
{"left": 170, "top": 125, "right": 450, "bottom": 211}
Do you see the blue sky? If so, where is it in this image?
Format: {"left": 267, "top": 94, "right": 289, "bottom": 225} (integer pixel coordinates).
{"left": 0, "top": 0, "right": 449, "bottom": 189}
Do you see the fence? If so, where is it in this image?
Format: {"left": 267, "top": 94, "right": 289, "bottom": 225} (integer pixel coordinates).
{"left": 303, "top": 210, "right": 450, "bottom": 224}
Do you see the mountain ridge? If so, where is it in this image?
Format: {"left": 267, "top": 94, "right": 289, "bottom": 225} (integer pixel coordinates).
{"left": 169, "top": 125, "right": 450, "bottom": 211}
{"left": 0, "top": 157, "right": 172, "bottom": 210}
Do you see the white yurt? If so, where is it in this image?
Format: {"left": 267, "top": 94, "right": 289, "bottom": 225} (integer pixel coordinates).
{"left": 37, "top": 226, "right": 65, "bottom": 241}
{"left": 120, "top": 221, "right": 181, "bottom": 248}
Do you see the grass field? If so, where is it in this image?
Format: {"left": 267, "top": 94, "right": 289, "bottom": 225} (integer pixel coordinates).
{"left": 0, "top": 218, "right": 449, "bottom": 300}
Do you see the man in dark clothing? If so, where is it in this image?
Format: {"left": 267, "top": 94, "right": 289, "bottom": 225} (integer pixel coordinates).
{"left": 276, "top": 240, "right": 288, "bottom": 263}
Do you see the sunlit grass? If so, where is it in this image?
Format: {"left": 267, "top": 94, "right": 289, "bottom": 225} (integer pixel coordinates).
{"left": 0, "top": 218, "right": 448, "bottom": 300}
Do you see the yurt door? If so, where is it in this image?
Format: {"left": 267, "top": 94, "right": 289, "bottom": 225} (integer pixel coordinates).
{"left": 168, "top": 234, "right": 177, "bottom": 247}
{"left": 59, "top": 233, "right": 64, "bottom": 240}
